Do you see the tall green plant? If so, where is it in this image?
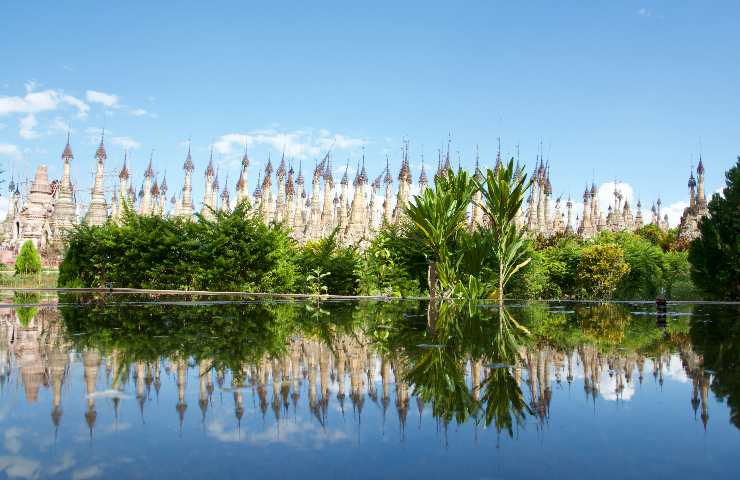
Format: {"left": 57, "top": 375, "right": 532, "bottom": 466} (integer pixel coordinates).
{"left": 476, "top": 159, "right": 532, "bottom": 303}
{"left": 404, "top": 168, "right": 477, "bottom": 299}
{"left": 15, "top": 240, "right": 42, "bottom": 275}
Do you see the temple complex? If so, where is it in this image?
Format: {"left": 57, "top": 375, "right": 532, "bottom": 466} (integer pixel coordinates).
{"left": 677, "top": 158, "right": 709, "bottom": 241}
{"left": 1, "top": 136, "right": 709, "bottom": 255}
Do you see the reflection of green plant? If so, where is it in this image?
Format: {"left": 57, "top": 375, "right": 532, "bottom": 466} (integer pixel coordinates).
{"left": 14, "top": 292, "right": 40, "bottom": 326}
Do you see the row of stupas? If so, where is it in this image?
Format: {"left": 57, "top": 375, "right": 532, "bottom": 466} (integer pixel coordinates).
{"left": 1, "top": 303, "right": 714, "bottom": 437}
{"left": 1, "top": 134, "right": 708, "bottom": 253}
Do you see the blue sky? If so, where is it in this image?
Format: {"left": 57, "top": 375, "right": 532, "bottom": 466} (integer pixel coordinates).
{"left": 1, "top": 0, "right": 738, "bottom": 224}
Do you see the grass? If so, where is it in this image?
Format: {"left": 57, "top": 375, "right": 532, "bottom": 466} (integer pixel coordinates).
{"left": 0, "top": 270, "right": 59, "bottom": 288}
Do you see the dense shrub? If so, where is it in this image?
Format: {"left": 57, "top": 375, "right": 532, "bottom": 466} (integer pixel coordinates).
{"left": 15, "top": 240, "right": 42, "bottom": 275}
{"left": 59, "top": 204, "right": 301, "bottom": 292}
{"left": 299, "top": 229, "right": 361, "bottom": 295}
{"left": 576, "top": 243, "right": 630, "bottom": 299}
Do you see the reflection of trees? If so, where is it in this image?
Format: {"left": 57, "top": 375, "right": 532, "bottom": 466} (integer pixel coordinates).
{"left": 1, "top": 295, "right": 738, "bottom": 444}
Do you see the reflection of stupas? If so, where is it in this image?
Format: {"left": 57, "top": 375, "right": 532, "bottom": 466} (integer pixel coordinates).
{"left": 0, "top": 303, "right": 724, "bottom": 444}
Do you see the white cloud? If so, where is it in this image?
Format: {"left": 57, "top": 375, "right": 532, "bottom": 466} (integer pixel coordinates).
{"left": 0, "top": 86, "right": 88, "bottom": 118}
{"left": 19, "top": 114, "right": 39, "bottom": 139}
{"left": 109, "top": 137, "right": 141, "bottom": 150}
{"left": 637, "top": 8, "right": 653, "bottom": 17}
{"left": 85, "top": 90, "right": 119, "bottom": 108}
{"left": 0, "top": 143, "right": 22, "bottom": 160}
{"left": 662, "top": 200, "right": 688, "bottom": 227}
{"left": 129, "top": 108, "right": 148, "bottom": 117}
{"left": 213, "top": 129, "right": 365, "bottom": 161}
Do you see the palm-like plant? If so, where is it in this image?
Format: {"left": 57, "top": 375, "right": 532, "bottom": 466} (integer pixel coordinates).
{"left": 476, "top": 159, "right": 532, "bottom": 304}
{"left": 404, "top": 168, "right": 477, "bottom": 299}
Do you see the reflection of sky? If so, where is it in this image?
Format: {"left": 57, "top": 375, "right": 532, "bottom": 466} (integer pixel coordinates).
{"left": 0, "top": 349, "right": 738, "bottom": 478}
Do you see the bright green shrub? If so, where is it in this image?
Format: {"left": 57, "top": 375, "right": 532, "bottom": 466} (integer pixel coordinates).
{"left": 15, "top": 240, "right": 42, "bottom": 275}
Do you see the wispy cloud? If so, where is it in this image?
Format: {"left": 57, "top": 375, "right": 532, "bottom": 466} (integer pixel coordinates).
{"left": 110, "top": 136, "right": 141, "bottom": 150}
{"left": 213, "top": 129, "right": 365, "bottom": 161}
{"left": 129, "top": 108, "right": 148, "bottom": 117}
{"left": 85, "top": 90, "right": 119, "bottom": 108}
{"left": 18, "top": 114, "right": 39, "bottom": 139}
{"left": 0, "top": 143, "right": 22, "bottom": 160}
{"left": 0, "top": 84, "right": 89, "bottom": 118}
{"left": 637, "top": 8, "right": 653, "bottom": 17}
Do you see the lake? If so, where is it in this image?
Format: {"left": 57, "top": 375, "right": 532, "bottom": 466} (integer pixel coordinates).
{"left": 0, "top": 292, "right": 738, "bottom": 479}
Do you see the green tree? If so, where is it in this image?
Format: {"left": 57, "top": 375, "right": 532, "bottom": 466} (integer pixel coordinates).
{"left": 15, "top": 240, "right": 42, "bottom": 275}
{"left": 689, "top": 157, "right": 740, "bottom": 300}
{"left": 475, "top": 159, "right": 532, "bottom": 303}
{"left": 577, "top": 243, "right": 630, "bottom": 299}
{"left": 404, "top": 168, "right": 477, "bottom": 299}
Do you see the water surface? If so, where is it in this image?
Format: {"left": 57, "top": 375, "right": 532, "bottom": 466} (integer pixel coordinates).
{"left": 0, "top": 293, "right": 738, "bottom": 479}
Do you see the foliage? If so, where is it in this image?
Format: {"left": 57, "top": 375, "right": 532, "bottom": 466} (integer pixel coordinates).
{"left": 15, "top": 240, "right": 42, "bottom": 275}
{"left": 475, "top": 159, "right": 532, "bottom": 303}
{"left": 362, "top": 222, "right": 426, "bottom": 297}
{"left": 14, "top": 291, "right": 40, "bottom": 327}
{"left": 58, "top": 204, "right": 303, "bottom": 292}
{"left": 688, "top": 157, "right": 740, "bottom": 300}
{"left": 576, "top": 243, "right": 630, "bottom": 299}
{"left": 404, "top": 168, "right": 477, "bottom": 296}
{"left": 299, "top": 229, "right": 360, "bottom": 295}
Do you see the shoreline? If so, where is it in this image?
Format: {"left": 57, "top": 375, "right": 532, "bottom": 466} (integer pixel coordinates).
{"left": 0, "top": 287, "right": 738, "bottom": 306}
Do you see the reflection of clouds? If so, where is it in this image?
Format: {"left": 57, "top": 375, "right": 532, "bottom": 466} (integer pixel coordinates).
{"left": 598, "top": 372, "right": 635, "bottom": 401}
{"left": 72, "top": 465, "right": 103, "bottom": 480}
{"left": 665, "top": 355, "right": 689, "bottom": 384}
{"left": 46, "top": 451, "right": 76, "bottom": 476}
{"left": 0, "top": 455, "right": 41, "bottom": 479}
{"left": 206, "top": 418, "right": 347, "bottom": 448}
{"left": 86, "top": 389, "right": 131, "bottom": 400}
{"left": 4, "top": 427, "right": 24, "bottom": 454}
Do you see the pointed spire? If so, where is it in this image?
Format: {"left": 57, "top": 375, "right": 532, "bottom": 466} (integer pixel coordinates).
{"left": 160, "top": 172, "right": 168, "bottom": 192}
{"left": 145, "top": 151, "right": 155, "bottom": 178}
{"left": 119, "top": 151, "right": 130, "bottom": 180}
{"left": 358, "top": 146, "right": 368, "bottom": 184}
{"left": 205, "top": 147, "right": 215, "bottom": 177}
{"left": 697, "top": 156, "right": 704, "bottom": 175}
{"left": 296, "top": 160, "right": 304, "bottom": 185}
{"left": 254, "top": 172, "right": 263, "bottom": 198}
{"left": 474, "top": 145, "right": 483, "bottom": 180}
{"left": 341, "top": 160, "right": 350, "bottom": 186}
{"left": 62, "top": 131, "right": 74, "bottom": 159}
{"left": 183, "top": 140, "right": 194, "bottom": 172}
{"left": 151, "top": 177, "right": 160, "bottom": 196}
{"left": 95, "top": 129, "right": 107, "bottom": 160}
{"left": 277, "top": 151, "right": 286, "bottom": 179}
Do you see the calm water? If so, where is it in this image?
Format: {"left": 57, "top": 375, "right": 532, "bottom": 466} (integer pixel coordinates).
{"left": 0, "top": 292, "right": 738, "bottom": 479}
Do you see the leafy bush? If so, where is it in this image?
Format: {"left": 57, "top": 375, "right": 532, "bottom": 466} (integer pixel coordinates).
{"left": 299, "top": 229, "right": 361, "bottom": 295}
{"left": 15, "top": 240, "right": 42, "bottom": 275}
{"left": 576, "top": 243, "right": 630, "bottom": 299}
{"left": 59, "top": 204, "right": 301, "bottom": 292}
